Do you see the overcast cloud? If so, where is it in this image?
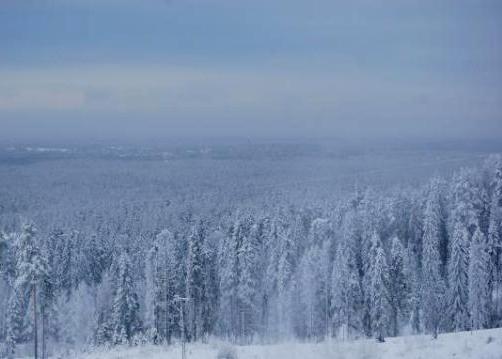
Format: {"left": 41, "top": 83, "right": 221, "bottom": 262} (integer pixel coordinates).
{"left": 0, "top": 0, "right": 501, "bottom": 141}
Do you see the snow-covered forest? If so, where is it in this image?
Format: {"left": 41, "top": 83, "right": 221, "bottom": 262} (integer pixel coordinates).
{"left": 2, "top": 0, "right": 501, "bottom": 357}
{"left": 1, "top": 145, "right": 502, "bottom": 358}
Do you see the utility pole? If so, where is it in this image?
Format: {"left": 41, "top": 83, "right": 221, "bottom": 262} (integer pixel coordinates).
{"left": 174, "top": 295, "right": 190, "bottom": 359}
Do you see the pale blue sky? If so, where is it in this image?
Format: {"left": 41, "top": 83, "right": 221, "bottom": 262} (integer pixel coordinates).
{"left": 1, "top": 0, "right": 501, "bottom": 141}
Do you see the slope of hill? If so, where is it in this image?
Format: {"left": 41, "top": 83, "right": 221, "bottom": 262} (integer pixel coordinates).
{"left": 39, "top": 327, "right": 502, "bottom": 359}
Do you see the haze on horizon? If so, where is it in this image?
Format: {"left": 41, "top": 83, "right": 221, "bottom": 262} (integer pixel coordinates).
{"left": 0, "top": 0, "right": 501, "bottom": 143}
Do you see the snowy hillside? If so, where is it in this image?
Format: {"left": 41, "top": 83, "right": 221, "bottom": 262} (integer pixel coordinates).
{"left": 38, "top": 328, "right": 502, "bottom": 359}
{"left": 2, "top": 153, "right": 502, "bottom": 359}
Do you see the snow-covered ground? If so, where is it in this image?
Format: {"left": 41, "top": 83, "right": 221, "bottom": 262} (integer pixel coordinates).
{"left": 34, "top": 327, "right": 502, "bottom": 359}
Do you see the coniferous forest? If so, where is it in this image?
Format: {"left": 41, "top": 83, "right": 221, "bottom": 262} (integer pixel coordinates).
{"left": 0, "top": 148, "right": 502, "bottom": 358}
{"left": 2, "top": 0, "right": 502, "bottom": 357}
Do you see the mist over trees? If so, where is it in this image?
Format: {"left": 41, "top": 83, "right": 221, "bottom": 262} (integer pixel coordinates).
{"left": 1, "top": 154, "right": 502, "bottom": 358}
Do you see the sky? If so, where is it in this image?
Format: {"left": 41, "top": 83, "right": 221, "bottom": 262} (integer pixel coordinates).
{"left": 0, "top": 0, "right": 501, "bottom": 142}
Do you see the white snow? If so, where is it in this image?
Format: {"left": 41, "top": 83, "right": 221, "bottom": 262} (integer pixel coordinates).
{"left": 29, "top": 327, "right": 502, "bottom": 359}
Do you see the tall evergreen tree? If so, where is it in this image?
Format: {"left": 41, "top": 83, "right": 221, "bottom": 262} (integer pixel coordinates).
{"left": 422, "top": 182, "right": 446, "bottom": 339}
{"left": 218, "top": 219, "right": 240, "bottom": 338}
{"left": 9, "top": 223, "right": 49, "bottom": 359}
{"left": 298, "top": 247, "right": 318, "bottom": 339}
{"left": 186, "top": 220, "right": 206, "bottom": 341}
{"left": 331, "top": 232, "right": 363, "bottom": 339}
{"left": 144, "top": 236, "right": 160, "bottom": 343}
{"left": 468, "top": 228, "right": 491, "bottom": 330}
{"left": 237, "top": 221, "right": 261, "bottom": 340}
{"left": 369, "top": 233, "right": 389, "bottom": 342}
{"left": 447, "top": 221, "right": 470, "bottom": 331}
{"left": 487, "top": 177, "right": 502, "bottom": 323}
{"left": 387, "top": 237, "right": 409, "bottom": 337}
{"left": 110, "top": 250, "right": 141, "bottom": 345}
{"left": 0, "top": 232, "right": 8, "bottom": 276}
{"left": 276, "top": 226, "right": 295, "bottom": 338}
{"left": 5, "top": 287, "right": 24, "bottom": 359}
{"left": 451, "top": 168, "right": 482, "bottom": 235}
{"left": 200, "top": 228, "right": 220, "bottom": 340}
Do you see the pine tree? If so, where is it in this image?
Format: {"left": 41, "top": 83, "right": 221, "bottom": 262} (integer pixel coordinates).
{"left": 144, "top": 239, "right": 159, "bottom": 343}
{"left": 298, "top": 248, "right": 315, "bottom": 339}
{"left": 451, "top": 168, "right": 482, "bottom": 236}
{"left": 3, "top": 223, "right": 48, "bottom": 358}
{"left": 200, "top": 228, "right": 220, "bottom": 340}
{"left": 487, "top": 202, "right": 501, "bottom": 275}
{"left": 359, "top": 194, "right": 385, "bottom": 337}
{"left": 447, "top": 221, "right": 469, "bottom": 331}
{"left": 155, "top": 229, "right": 178, "bottom": 344}
{"left": 93, "top": 270, "right": 116, "bottom": 347}
{"left": 468, "top": 228, "right": 491, "bottom": 329}
{"left": 276, "top": 226, "right": 295, "bottom": 338}
{"left": 237, "top": 221, "right": 261, "bottom": 340}
{"left": 369, "top": 233, "right": 389, "bottom": 342}
{"left": 263, "top": 217, "right": 281, "bottom": 338}
{"left": 110, "top": 250, "right": 141, "bottom": 345}
{"left": 39, "top": 246, "right": 54, "bottom": 359}
{"left": 487, "top": 194, "right": 502, "bottom": 324}
{"left": 422, "top": 182, "right": 446, "bottom": 339}
{"left": 405, "top": 243, "right": 422, "bottom": 334}
{"left": 186, "top": 220, "right": 206, "bottom": 341}
{"left": 319, "top": 239, "right": 333, "bottom": 339}
{"left": 53, "top": 230, "right": 75, "bottom": 296}
{"left": 218, "top": 219, "right": 240, "bottom": 338}
{"left": 494, "top": 158, "right": 502, "bottom": 208}
{"left": 0, "top": 231, "right": 8, "bottom": 276}
{"left": 5, "top": 287, "right": 24, "bottom": 359}
{"left": 82, "top": 233, "right": 107, "bottom": 286}
{"left": 13, "top": 223, "right": 49, "bottom": 359}
{"left": 331, "top": 233, "right": 363, "bottom": 339}
{"left": 388, "top": 237, "right": 409, "bottom": 337}
{"left": 406, "top": 199, "right": 424, "bottom": 334}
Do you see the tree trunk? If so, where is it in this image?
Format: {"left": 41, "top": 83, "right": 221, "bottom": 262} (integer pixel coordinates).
{"left": 41, "top": 303, "right": 46, "bottom": 359}
{"left": 392, "top": 308, "right": 398, "bottom": 337}
{"left": 33, "top": 286, "right": 38, "bottom": 359}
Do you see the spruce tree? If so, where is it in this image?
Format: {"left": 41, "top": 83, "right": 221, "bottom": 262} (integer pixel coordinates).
{"left": 110, "top": 250, "right": 141, "bottom": 345}
{"left": 218, "top": 219, "right": 239, "bottom": 338}
{"left": 5, "top": 288, "right": 24, "bottom": 359}
{"left": 144, "top": 239, "right": 159, "bottom": 343}
{"left": 276, "top": 226, "right": 294, "bottom": 338}
{"left": 447, "top": 221, "right": 469, "bottom": 331}
{"left": 369, "top": 233, "right": 389, "bottom": 342}
{"left": 487, "top": 196, "right": 501, "bottom": 324}
{"left": 388, "top": 237, "right": 409, "bottom": 337}
{"left": 468, "top": 228, "right": 491, "bottom": 329}
{"left": 0, "top": 232, "right": 8, "bottom": 276}
{"left": 237, "top": 222, "right": 260, "bottom": 340}
{"left": 157, "top": 229, "right": 178, "bottom": 344}
{"left": 14, "top": 223, "right": 49, "bottom": 359}
{"left": 298, "top": 247, "right": 318, "bottom": 339}
{"left": 331, "top": 233, "right": 362, "bottom": 339}
{"left": 186, "top": 220, "right": 206, "bottom": 341}
{"left": 422, "top": 182, "right": 446, "bottom": 339}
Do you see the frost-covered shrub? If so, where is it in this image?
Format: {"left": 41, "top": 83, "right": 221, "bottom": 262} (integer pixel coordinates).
{"left": 132, "top": 332, "right": 149, "bottom": 346}
{"left": 217, "top": 344, "right": 238, "bottom": 359}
